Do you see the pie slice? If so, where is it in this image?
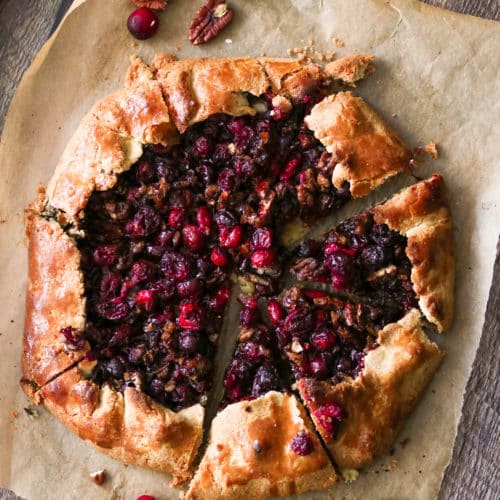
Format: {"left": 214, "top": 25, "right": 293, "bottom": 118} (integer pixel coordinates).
{"left": 186, "top": 301, "right": 337, "bottom": 499}
{"left": 21, "top": 54, "right": 417, "bottom": 489}
{"left": 290, "top": 175, "right": 454, "bottom": 332}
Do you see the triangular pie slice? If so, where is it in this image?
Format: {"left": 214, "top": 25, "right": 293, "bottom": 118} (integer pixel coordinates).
{"left": 186, "top": 300, "right": 337, "bottom": 499}
{"left": 290, "top": 175, "right": 454, "bottom": 332}
{"left": 271, "top": 287, "right": 445, "bottom": 471}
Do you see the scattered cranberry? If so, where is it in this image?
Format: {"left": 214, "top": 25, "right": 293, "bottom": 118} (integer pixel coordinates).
{"left": 127, "top": 7, "right": 159, "bottom": 40}
{"left": 137, "top": 496, "right": 156, "bottom": 500}
{"left": 290, "top": 430, "right": 315, "bottom": 456}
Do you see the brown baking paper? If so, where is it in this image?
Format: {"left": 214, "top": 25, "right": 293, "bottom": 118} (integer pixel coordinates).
{"left": 1, "top": 0, "right": 499, "bottom": 498}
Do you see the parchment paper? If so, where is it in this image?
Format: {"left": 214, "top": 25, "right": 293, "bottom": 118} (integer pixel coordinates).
{"left": 0, "top": 0, "right": 499, "bottom": 498}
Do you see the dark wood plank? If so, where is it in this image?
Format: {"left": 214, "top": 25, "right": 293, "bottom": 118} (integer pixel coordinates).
{"left": 439, "top": 241, "right": 500, "bottom": 500}
{"left": 0, "top": 1, "right": 498, "bottom": 500}
{"left": 0, "top": 0, "right": 67, "bottom": 132}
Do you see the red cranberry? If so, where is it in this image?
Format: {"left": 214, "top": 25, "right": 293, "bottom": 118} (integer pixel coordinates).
{"left": 251, "top": 365, "right": 280, "bottom": 397}
{"left": 238, "top": 341, "right": 262, "bottom": 362}
{"left": 210, "top": 246, "right": 228, "bottom": 266}
{"left": 217, "top": 168, "right": 236, "bottom": 191}
{"left": 251, "top": 228, "right": 273, "bottom": 249}
{"left": 266, "top": 300, "right": 283, "bottom": 325}
{"left": 302, "top": 289, "right": 328, "bottom": 300}
{"left": 125, "top": 206, "right": 161, "bottom": 238}
{"left": 135, "top": 160, "right": 155, "bottom": 184}
{"left": 220, "top": 225, "right": 243, "bottom": 248}
{"left": 283, "top": 308, "right": 314, "bottom": 336}
{"left": 98, "top": 298, "right": 130, "bottom": 321}
{"left": 240, "top": 306, "right": 258, "bottom": 327}
{"left": 311, "top": 329, "right": 336, "bottom": 350}
{"left": 136, "top": 289, "right": 155, "bottom": 311}
{"left": 250, "top": 249, "right": 275, "bottom": 268}
{"left": 127, "top": 8, "right": 159, "bottom": 40}
{"left": 137, "top": 496, "right": 156, "bottom": 500}
{"left": 168, "top": 208, "right": 185, "bottom": 228}
{"left": 178, "top": 302, "right": 204, "bottom": 331}
{"left": 280, "top": 156, "right": 301, "bottom": 181}
{"left": 182, "top": 225, "right": 204, "bottom": 251}
{"left": 313, "top": 401, "right": 344, "bottom": 437}
{"left": 290, "top": 430, "right": 315, "bottom": 456}
{"left": 209, "top": 286, "right": 231, "bottom": 313}
{"left": 196, "top": 206, "right": 212, "bottom": 234}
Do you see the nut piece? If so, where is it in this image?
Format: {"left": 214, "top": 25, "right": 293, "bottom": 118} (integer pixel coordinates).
{"left": 89, "top": 469, "right": 106, "bottom": 485}
{"left": 189, "top": 0, "right": 234, "bottom": 45}
{"left": 130, "top": 0, "right": 168, "bottom": 9}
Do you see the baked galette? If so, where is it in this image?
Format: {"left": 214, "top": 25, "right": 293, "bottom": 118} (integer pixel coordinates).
{"left": 21, "top": 54, "right": 453, "bottom": 497}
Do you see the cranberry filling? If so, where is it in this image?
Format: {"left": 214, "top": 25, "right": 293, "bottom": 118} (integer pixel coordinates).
{"left": 71, "top": 90, "right": 354, "bottom": 413}
{"left": 273, "top": 287, "right": 387, "bottom": 385}
{"left": 221, "top": 297, "right": 285, "bottom": 408}
{"left": 291, "top": 212, "right": 418, "bottom": 319}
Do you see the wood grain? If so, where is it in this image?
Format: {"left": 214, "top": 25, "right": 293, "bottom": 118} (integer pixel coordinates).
{"left": 0, "top": 1, "right": 498, "bottom": 499}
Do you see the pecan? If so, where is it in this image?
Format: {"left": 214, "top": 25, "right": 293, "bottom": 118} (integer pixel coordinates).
{"left": 89, "top": 470, "right": 106, "bottom": 485}
{"left": 130, "top": 0, "right": 167, "bottom": 9}
{"left": 189, "top": 1, "right": 234, "bottom": 45}
{"left": 290, "top": 257, "right": 320, "bottom": 281}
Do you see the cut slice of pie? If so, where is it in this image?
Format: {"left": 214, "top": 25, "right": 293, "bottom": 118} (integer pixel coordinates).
{"left": 290, "top": 175, "right": 454, "bottom": 332}
{"left": 186, "top": 301, "right": 337, "bottom": 499}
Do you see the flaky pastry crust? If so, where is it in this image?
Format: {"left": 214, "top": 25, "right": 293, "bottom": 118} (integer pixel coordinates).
{"left": 298, "top": 309, "right": 445, "bottom": 470}
{"left": 372, "top": 174, "right": 454, "bottom": 332}
{"left": 186, "top": 391, "right": 337, "bottom": 499}
{"left": 324, "top": 55, "right": 376, "bottom": 86}
{"left": 38, "top": 365, "right": 204, "bottom": 485}
{"left": 305, "top": 91, "right": 411, "bottom": 197}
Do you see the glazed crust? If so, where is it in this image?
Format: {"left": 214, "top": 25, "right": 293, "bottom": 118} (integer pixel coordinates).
{"left": 298, "top": 309, "right": 445, "bottom": 470}
{"left": 305, "top": 91, "right": 411, "bottom": 197}
{"left": 22, "top": 212, "right": 86, "bottom": 389}
{"left": 186, "top": 391, "right": 337, "bottom": 499}
{"left": 372, "top": 174, "right": 454, "bottom": 332}
{"left": 38, "top": 365, "right": 204, "bottom": 485}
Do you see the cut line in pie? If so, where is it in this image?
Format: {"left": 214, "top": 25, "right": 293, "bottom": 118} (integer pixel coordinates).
{"left": 20, "top": 54, "right": 454, "bottom": 497}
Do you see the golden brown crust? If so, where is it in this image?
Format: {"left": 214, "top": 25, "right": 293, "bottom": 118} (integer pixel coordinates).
{"left": 324, "top": 55, "right": 376, "bottom": 86}
{"left": 305, "top": 91, "right": 411, "bottom": 197}
{"left": 372, "top": 174, "right": 454, "bottom": 331}
{"left": 298, "top": 309, "right": 445, "bottom": 470}
{"left": 22, "top": 214, "right": 86, "bottom": 388}
{"left": 46, "top": 117, "right": 143, "bottom": 216}
{"left": 186, "top": 391, "right": 337, "bottom": 499}
{"left": 39, "top": 366, "right": 204, "bottom": 485}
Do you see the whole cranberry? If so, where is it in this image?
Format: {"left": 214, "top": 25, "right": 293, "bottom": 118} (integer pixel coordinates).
{"left": 196, "top": 206, "right": 212, "bottom": 234}
{"left": 210, "top": 286, "right": 231, "bottom": 313}
{"left": 136, "top": 289, "right": 155, "bottom": 311}
{"left": 250, "top": 249, "right": 275, "bottom": 268}
{"left": 251, "top": 228, "right": 273, "bottom": 250}
{"left": 290, "top": 430, "right": 315, "bottom": 456}
{"left": 219, "top": 226, "right": 243, "bottom": 248}
{"left": 127, "top": 8, "right": 159, "bottom": 40}
{"left": 168, "top": 208, "right": 185, "bottom": 228}
{"left": 266, "top": 300, "right": 283, "bottom": 325}
{"left": 137, "top": 496, "right": 156, "bottom": 500}
{"left": 183, "top": 225, "right": 204, "bottom": 251}
{"left": 210, "top": 246, "right": 228, "bottom": 266}
{"left": 311, "top": 329, "right": 336, "bottom": 350}
{"left": 309, "top": 356, "right": 329, "bottom": 379}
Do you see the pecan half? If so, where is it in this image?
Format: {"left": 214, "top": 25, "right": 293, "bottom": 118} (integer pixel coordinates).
{"left": 130, "top": 0, "right": 168, "bottom": 9}
{"left": 189, "top": 0, "right": 234, "bottom": 45}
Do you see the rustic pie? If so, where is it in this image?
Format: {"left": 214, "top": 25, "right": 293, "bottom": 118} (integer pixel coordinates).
{"left": 21, "top": 54, "right": 454, "bottom": 498}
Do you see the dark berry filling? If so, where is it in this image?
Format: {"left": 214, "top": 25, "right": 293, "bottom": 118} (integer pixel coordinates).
{"left": 291, "top": 212, "right": 418, "bottom": 319}
{"left": 221, "top": 297, "right": 285, "bottom": 408}
{"left": 69, "top": 90, "right": 353, "bottom": 412}
{"left": 273, "top": 287, "right": 388, "bottom": 385}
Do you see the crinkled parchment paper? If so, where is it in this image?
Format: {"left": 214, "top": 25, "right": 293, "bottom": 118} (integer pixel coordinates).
{"left": 0, "top": 0, "right": 499, "bottom": 498}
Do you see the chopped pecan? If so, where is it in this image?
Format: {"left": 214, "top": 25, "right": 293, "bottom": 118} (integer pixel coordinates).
{"left": 189, "top": 1, "right": 234, "bottom": 45}
{"left": 130, "top": 0, "right": 168, "bottom": 10}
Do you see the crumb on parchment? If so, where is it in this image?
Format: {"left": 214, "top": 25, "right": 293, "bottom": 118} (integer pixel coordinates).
{"left": 425, "top": 141, "right": 439, "bottom": 158}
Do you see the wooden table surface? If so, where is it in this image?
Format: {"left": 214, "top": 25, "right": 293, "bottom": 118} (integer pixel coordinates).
{"left": 0, "top": 1, "right": 498, "bottom": 499}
